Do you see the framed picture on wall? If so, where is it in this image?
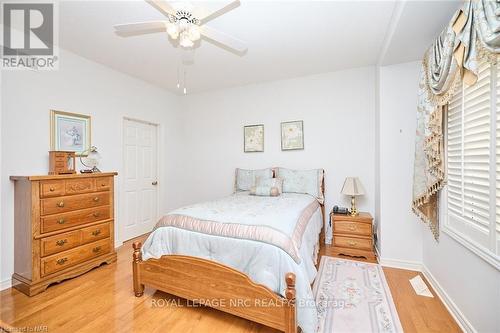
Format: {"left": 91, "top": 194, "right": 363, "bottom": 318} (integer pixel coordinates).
{"left": 281, "top": 120, "right": 304, "bottom": 150}
{"left": 244, "top": 124, "right": 264, "bottom": 152}
{"left": 50, "top": 110, "right": 91, "bottom": 156}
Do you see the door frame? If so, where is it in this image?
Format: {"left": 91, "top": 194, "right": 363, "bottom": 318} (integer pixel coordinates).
{"left": 119, "top": 116, "right": 161, "bottom": 245}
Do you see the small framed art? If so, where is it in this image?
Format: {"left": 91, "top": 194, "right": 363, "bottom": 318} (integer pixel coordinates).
{"left": 244, "top": 124, "right": 264, "bottom": 152}
{"left": 50, "top": 110, "right": 91, "bottom": 156}
{"left": 281, "top": 120, "right": 304, "bottom": 150}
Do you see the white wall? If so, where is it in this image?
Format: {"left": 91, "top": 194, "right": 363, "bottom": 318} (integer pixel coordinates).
{"left": 180, "top": 67, "right": 377, "bottom": 242}
{"left": 423, "top": 216, "right": 500, "bottom": 333}
{"left": 380, "top": 61, "right": 500, "bottom": 333}
{"left": 378, "top": 62, "right": 423, "bottom": 264}
{"left": 0, "top": 48, "right": 183, "bottom": 286}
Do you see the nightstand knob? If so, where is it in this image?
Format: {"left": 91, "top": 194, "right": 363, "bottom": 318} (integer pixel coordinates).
{"left": 348, "top": 225, "right": 357, "bottom": 231}
{"left": 347, "top": 240, "right": 357, "bottom": 247}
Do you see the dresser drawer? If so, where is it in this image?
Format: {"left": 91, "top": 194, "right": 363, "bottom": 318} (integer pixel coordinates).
{"left": 95, "top": 177, "right": 112, "bottom": 191}
{"left": 81, "top": 222, "right": 110, "bottom": 244}
{"left": 41, "top": 206, "right": 111, "bottom": 233}
{"left": 334, "top": 236, "right": 372, "bottom": 251}
{"left": 65, "top": 178, "right": 96, "bottom": 195}
{"left": 41, "top": 192, "right": 110, "bottom": 215}
{"left": 40, "top": 180, "right": 65, "bottom": 198}
{"left": 41, "top": 229, "right": 81, "bottom": 257}
{"left": 41, "top": 238, "right": 111, "bottom": 277}
{"left": 334, "top": 220, "right": 371, "bottom": 236}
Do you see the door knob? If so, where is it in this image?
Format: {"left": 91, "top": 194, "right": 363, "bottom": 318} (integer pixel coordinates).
{"left": 152, "top": 181, "right": 158, "bottom": 185}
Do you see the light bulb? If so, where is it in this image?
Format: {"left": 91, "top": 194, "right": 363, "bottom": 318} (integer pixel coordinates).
{"left": 180, "top": 35, "right": 194, "bottom": 48}
{"left": 176, "top": 82, "right": 180, "bottom": 88}
{"left": 188, "top": 25, "right": 200, "bottom": 41}
{"left": 178, "top": 18, "right": 188, "bottom": 31}
{"left": 183, "top": 87, "right": 187, "bottom": 94}
{"left": 166, "top": 23, "right": 179, "bottom": 39}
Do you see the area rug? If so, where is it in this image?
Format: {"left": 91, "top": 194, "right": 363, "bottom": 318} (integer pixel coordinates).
{"left": 313, "top": 256, "right": 403, "bottom": 333}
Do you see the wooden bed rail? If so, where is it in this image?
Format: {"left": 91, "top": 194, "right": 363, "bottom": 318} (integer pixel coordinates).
{"left": 132, "top": 242, "right": 297, "bottom": 333}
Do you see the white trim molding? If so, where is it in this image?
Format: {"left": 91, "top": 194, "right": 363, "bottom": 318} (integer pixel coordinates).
{"left": 1, "top": 278, "right": 11, "bottom": 291}
{"left": 442, "top": 225, "right": 500, "bottom": 271}
{"left": 378, "top": 257, "right": 423, "bottom": 271}
{"left": 422, "top": 264, "right": 476, "bottom": 333}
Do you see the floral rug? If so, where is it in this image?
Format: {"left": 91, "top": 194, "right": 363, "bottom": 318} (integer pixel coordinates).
{"left": 313, "top": 256, "right": 403, "bottom": 333}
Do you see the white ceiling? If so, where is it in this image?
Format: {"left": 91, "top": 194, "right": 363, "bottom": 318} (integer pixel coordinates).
{"left": 58, "top": 0, "right": 460, "bottom": 94}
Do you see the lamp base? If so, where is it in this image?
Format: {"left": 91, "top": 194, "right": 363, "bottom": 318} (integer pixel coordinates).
{"left": 350, "top": 196, "right": 359, "bottom": 216}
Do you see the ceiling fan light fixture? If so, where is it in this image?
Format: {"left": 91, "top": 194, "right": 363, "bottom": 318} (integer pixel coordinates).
{"left": 180, "top": 33, "right": 194, "bottom": 48}
{"left": 188, "top": 25, "right": 201, "bottom": 41}
{"left": 166, "top": 23, "right": 179, "bottom": 39}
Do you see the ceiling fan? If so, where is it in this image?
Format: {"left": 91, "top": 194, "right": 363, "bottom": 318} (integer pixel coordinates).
{"left": 114, "top": 0, "right": 247, "bottom": 54}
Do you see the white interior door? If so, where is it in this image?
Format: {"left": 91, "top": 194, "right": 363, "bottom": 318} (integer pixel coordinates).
{"left": 122, "top": 118, "right": 158, "bottom": 241}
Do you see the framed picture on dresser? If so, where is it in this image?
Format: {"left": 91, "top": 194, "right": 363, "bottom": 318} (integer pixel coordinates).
{"left": 50, "top": 110, "right": 91, "bottom": 156}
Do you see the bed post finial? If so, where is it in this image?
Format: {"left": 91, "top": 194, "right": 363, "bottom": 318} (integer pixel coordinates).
{"left": 284, "top": 272, "right": 297, "bottom": 333}
{"left": 132, "top": 242, "right": 144, "bottom": 297}
{"left": 285, "top": 273, "right": 296, "bottom": 302}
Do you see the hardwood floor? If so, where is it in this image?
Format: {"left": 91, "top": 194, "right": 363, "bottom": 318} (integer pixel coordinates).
{"left": 0, "top": 236, "right": 461, "bottom": 333}
{"left": 320, "top": 246, "right": 461, "bottom": 333}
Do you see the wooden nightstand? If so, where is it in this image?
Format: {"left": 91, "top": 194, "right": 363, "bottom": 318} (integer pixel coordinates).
{"left": 330, "top": 212, "right": 377, "bottom": 262}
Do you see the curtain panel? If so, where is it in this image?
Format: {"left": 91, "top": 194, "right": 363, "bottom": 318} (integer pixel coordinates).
{"left": 412, "top": 0, "right": 500, "bottom": 240}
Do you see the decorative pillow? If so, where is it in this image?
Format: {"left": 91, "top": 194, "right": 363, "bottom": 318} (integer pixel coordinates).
{"left": 250, "top": 177, "right": 284, "bottom": 196}
{"left": 235, "top": 168, "right": 273, "bottom": 191}
{"left": 276, "top": 168, "right": 324, "bottom": 203}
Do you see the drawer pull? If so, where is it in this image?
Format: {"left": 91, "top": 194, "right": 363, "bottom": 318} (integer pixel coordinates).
{"left": 55, "top": 239, "right": 68, "bottom": 246}
{"left": 93, "top": 197, "right": 100, "bottom": 202}
{"left": 92, "top": 229, "right": 101, "bottom": 236}
{"left": 348, "top": 225, "right": 357, "bottom": 231}
{"left": 101, "top": 183, "right": 106, "bottom": 187}
{"left": 57, "top": 219, "right": 65, "bottom": 224}
{"left": 92, "top": 246, "right": 101, "bottom": 253}
{"left": 56, "top": 258, "right": 68, "bottom": 265}
{"left": 93, "top": 212, "right": 100, "bottom": 218}
{"left": 49, "top": 187, "right": 55, "bottom": 192}
{"left": 347, "top": 240, "right": 357, "bottom": 247}
{"left": 57, "top": 201, "right": 65, "bottom": 208}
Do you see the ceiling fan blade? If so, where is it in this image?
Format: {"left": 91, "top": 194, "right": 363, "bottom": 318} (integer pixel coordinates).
{"left": 199, "top": 0, "right": 240, "bottom": 25}
{"left": 201, "top": 25, "right": 247, "bottom": 54}
{"left": 145, "top": 0, "right": 176, "bottom": 17}
{"left": 114, "top": 21, "right": 166, "bottom": 37}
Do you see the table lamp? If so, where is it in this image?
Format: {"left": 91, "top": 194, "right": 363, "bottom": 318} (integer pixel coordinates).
{"left": 341, "top": 177, "right": 365, "bottom": 216}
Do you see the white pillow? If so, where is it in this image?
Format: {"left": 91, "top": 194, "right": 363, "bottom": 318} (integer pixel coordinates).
{"left": 235, "top": 168, "right": 273, "bottom": 191}
{"left": 250, "top": 177, "right": 284, "bottom": 197}
{"left": 276, "top": 168, "right": 324, "bottom": 203}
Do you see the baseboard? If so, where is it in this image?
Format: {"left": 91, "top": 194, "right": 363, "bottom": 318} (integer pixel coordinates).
{"left": 0, "top": 278, "right": 11, "bottom": 291}
{"left": 421, "top": 265, "right": 476, "bottom": 333}
{"left": 378, "top": 256, "right": 423, "bottom": 271}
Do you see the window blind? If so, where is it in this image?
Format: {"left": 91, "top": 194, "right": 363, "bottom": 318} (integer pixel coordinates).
{"left": 447, "top": 60, "right": 493, "bottom": 249}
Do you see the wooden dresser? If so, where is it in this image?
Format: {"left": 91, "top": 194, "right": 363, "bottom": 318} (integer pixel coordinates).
{"left": 10, "top": 172, "right": 118, "bottom": 296}
{"left": 330, "top": 212, "right": 377, "bottom": 262}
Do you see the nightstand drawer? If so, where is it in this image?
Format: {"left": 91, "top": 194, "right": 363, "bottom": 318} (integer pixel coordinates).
{"left": 334, "top": 220, "right": 371, "bottom": 236}
{"left": 334, "top": 236, "right": 372, "bottom": 251}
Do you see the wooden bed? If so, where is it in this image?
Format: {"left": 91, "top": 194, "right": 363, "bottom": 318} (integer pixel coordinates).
{"left": 132, "top": 174, "right": 325, "bottom": 333}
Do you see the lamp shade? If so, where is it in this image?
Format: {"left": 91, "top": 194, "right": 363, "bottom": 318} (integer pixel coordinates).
{"left": 341, "top": 177, "right": 365, "bottom": 196}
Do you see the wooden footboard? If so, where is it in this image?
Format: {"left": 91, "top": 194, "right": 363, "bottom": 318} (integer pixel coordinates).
{"left": 132, "top": 242, "right": 297, "bottom": 333}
